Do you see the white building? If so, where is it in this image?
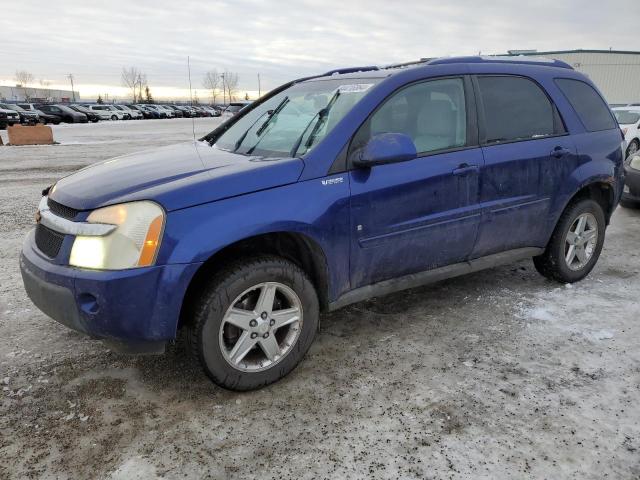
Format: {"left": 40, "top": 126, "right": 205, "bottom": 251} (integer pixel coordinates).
{"left": 0, "top": 85, "right": 80, "bottom": 102}
{"left": 506, "top": 49, "right": 640, "bottom": 104}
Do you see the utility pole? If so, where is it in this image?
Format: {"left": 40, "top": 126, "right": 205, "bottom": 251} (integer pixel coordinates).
{"left": 220, "top": 73, "right": 226, "bottom": 105}
{"left": 257, "top": 73, "right": 261, "bottom": 98}
{"left": 67, "top": 74, "right": 76, "bottom": 101}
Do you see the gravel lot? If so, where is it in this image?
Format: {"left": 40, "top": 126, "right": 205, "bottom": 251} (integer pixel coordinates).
{"left": 1, "top": 119, "right": 639, "bottom": 479}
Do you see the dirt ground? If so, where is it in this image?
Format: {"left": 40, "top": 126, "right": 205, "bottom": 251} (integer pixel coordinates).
{"left": 1, "top": 119, "right": 639, "bottom": 479}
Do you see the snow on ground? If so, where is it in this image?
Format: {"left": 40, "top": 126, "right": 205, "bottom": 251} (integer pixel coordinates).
{"left": 1, "top": 118, "right": 640, "bottom": 479}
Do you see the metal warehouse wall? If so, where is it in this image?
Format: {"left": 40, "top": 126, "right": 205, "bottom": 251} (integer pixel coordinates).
{"left": 0, "top": 86, "right": 80, "bottom": 102}
{"left": 538, "top": 51, "right": 640, "bottom": 104}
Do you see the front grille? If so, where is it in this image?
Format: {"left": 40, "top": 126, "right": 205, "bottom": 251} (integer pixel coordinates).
{"left": 47, "top": 197, "right": 79, "bottom": 220}
{"left": 35, "top": 223, "right": 65, "bottom": 258}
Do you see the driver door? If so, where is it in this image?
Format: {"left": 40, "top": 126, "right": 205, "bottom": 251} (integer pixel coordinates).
{"left": 348, "top": 77, "right": 484, "bottom": 287}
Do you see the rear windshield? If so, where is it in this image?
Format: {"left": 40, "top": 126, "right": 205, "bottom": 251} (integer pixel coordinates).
{"left": 613, "top": 110, "right": 640, "bottom": 125}
{"left": 555, "top": 78, "right": 617, "bottom": 132}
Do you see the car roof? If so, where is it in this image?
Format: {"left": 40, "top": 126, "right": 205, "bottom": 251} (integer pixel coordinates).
{"left": 301, "top": 55, "right": 574, "bottom": 84}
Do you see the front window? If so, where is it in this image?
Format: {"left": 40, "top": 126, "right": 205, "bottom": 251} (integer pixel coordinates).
{"left": 214, "top": 78, "right": 381, "bottom": 158}
{"left": 350, "top": 77, "right": 467, "bottom": 155}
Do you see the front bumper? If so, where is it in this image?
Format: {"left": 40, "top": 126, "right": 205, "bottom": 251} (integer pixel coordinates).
{"left": 20, "top": 230, "right": 201, "bottom": 353}
{"left": 1, "top": 117, "right": 20, "bottom": 126}
{"left": 622, "top": 165, "right": 640, "bottom": 205}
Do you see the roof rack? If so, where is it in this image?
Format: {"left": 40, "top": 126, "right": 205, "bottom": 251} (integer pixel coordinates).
{"left": 322, "top": 66, "right": 379, "bottom": 76}
{"left": 426, "top": 55, "right": 573, "bottom": 69}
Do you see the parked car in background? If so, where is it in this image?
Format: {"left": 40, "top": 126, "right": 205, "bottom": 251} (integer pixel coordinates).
{"left": 36, "top": 104, "right": 88, "bottom": 123}
{"left": 114, "top": 105, "right": 143, "bottom": 120}
{"left": 111, "top": 105, "right": 131, "bottom": 120}
{"left": 203, "top": 106, "right": 221, "bottom": 117}
{"left": 158, "top": 105, "right": 175, "bottom": 118}
{"left": 0, "top": 103, "right": 39, "bottom": 125}
{"left": 143, "top": 105, "right": 168, "bottom": 118}
{"left": 191, "top": 106, "right": 209, "bottom": 117}
{"left": 82, "top": 105, "right": 115, "bottom": 121}
{"left": 622, "top": 153, "right": 640, "bottom": 208}
{"left": 175, "top": 105, "right": 195, "bottom": 118}
{"left": 17, "top": 103, "right": 63, "bottom": 125}
{"left": 167, "top": 106, "right": 184, "bottom": 118}
{"left": 221, "top": 101, "right": 251, "bottom": 118}
{"left": 68, "top": 105, "right": 100, "bottom": 123}
{"left": 0, "top": 105, "right": 20, "bottom": 129}
{"left": 20, "top": 56, "right": 624, "bottom": 391}
{"left": 128, "top": 105, "right": 153, "bottom": 119}
{"left": 612, "top": 107, "right": 640, "bottom": 157}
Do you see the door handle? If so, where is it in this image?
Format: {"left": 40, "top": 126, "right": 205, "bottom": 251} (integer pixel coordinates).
{"left": 551, "top": 146, "right": 571, "bottom": 158}
{"left": 452, "top": 163, "right": 479, "bottom": 176}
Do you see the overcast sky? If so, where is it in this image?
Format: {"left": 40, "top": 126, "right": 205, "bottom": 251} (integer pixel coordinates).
{"left": 1, "top": 0, "right": 638, "bottom": 100}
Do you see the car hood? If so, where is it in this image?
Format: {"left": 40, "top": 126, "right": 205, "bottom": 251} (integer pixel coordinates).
{"left": 49, "top": 141, "right": 305, "bottom": 212}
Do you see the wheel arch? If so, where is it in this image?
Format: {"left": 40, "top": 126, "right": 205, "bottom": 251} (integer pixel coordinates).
{"left": 178, "top": 231, "right": 330, "bottom": 330}
{"left": 561, "top": 179, "right": 616, "bottom": 227}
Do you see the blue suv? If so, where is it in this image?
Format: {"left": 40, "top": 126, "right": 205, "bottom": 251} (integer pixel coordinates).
{"left": 20, "top": 56, "right": 624, "bottom": 390}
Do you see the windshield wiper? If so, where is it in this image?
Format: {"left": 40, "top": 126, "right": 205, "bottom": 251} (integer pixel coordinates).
{"left": 232, "top": 96, "right": 289, "bottom": 152}
{"left": 232, "top": 110, "right": 269, "bottom": 151}
{"left": 290, "top": 90, "right": 341, "bottom": 157}
{"left": 256, "top": 96, "right": 289, "bottom": 137}
{"left": 244, "top": 97, "right": 291, "bottom": 155}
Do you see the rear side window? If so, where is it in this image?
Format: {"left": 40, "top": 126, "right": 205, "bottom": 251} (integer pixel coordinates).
{"left": 477, "top": 76, "right": 559, "bottom": 144}
{"left": 555, "top": 78, "right": 617, "bottom": 132}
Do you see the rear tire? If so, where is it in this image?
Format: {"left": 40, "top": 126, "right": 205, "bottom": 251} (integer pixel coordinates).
{"left": 533, "top": 198, "right": 605, "bottom": 283}
{"left": 111, "top": 115, "right": 118, "bottom": 121}
{"left": 187, "top": 256, "right": 319, "bottom": 391}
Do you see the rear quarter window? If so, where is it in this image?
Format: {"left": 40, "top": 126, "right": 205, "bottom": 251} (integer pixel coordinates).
{"left": 554, "top": 78, "right": 617, "bottom": 132}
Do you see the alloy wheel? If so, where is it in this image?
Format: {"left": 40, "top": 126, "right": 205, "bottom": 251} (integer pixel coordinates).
{"left": 219, "top": 282, "right": 303, "bottom": 372}
{"left": 564, "top": 212, "right": 598, "bottom": 271}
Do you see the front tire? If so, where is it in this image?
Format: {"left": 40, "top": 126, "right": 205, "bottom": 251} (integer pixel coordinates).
{"left": 534, "top": 198, "right": 605, "bottom": 283}
{"left": 187, "top": 256, "right": 319, "bottom": 391}
{"left": 627, "top": 139, "right": 639, "bottom": 158}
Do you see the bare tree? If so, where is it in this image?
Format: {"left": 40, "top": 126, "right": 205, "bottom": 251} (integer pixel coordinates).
{"left": 121, "top": 67, "right": 141, "bottom": 102}
{"left": 202, "top": 69, "right": 221, "bottom": 104}
{"left": 39, "top": 79, "right": 51, "bottom": 88}
{"left": 223, "top": 71, "right": 240, "bottom": 102}
{"left": 15, "top": 70, "right": 34, "bottom": 87}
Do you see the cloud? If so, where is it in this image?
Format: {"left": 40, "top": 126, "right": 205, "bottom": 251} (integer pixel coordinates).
{"left": 1, "top": 0, "right": 638, "bottom": 98}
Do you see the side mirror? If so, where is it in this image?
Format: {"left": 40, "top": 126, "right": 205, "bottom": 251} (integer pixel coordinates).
{"left": 352, "top": 133, "right": 417, "bottom": 168}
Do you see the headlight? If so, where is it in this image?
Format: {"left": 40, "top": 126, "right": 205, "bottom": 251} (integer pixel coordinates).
{"left": 629, "top": 154, "right": 640, "bottom": 171}
{"left": 69, "top": 201, "right": 165, "bottom": 270}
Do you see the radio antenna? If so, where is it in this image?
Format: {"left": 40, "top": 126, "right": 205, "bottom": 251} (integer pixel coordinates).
{"left": 187, "top": 56, "right": 196, "bottom": 141}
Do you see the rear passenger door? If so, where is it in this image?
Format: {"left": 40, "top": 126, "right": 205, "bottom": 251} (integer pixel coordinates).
{"left": 348, "top": 77, "right": 484, "bottom": 287}
{"left": 470, "top": 75, "right": 577, "bottom": 258}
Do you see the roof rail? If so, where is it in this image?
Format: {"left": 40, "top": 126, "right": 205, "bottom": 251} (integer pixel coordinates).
{"left": 426, "top": 55, "right": 573, "bottom": 69}
{"left": 322, "top": 66, "right": 379, "bottom": 76}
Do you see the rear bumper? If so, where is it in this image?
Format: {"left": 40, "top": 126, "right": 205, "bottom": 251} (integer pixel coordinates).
{"left": 20, "top": 230, "right": 202, "bottom": 353}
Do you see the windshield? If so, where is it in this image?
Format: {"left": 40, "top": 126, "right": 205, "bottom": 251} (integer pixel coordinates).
{"left": 215, "top": 78, "right": 380, "bottom": 157}
{"left": 614, "top": 110, "right": 640, "bottom": 125}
